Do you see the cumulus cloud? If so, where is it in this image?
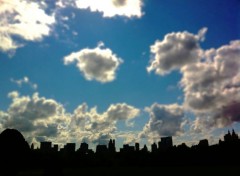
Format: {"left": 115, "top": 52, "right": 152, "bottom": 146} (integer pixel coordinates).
{"left": 148, "top": 27, "right": 240, "bottom": 131}
{"left": 69, "top": 103, "right": 140, "bottom": 143}
{"left": 0, "top": 91, "right": 68, "bottom": 143}
{"left": 74, "top": 0, "right": 143, "bottom": 18}
{"left": 181, "top": 40, "right": 240, "bottom": 129}
{"left": 64, "top": 42, "right": 123, "bottom": 83}
{"left": 106, "top": 103, "right": 140, "bottom": 121}
{"left": 0, "top": 0, "right": 55, "bottom": 52}
{"left": 10, "top": 76, "right": 38, "bottom": 90}
{"left": 140, "top": 103, "right": 186, "bottom": 142}
{"left": 147, "top": 28, "right": 207, "bottom": 75}
{"left": 0, "top": 89, "right": 140, "bottom": 146}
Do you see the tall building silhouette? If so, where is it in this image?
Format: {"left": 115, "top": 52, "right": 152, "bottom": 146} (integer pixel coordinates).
{"left": 151, "top": 142, "right": 157, "bottom": 152}
{"left": 158, "top": 136, "right": 173, "bottom": 150}
{"left": 62, "top": 143, "right": 76, "bottom": 153}
{"left": 108, "top": 139, "right": 116, "bottom": 152}
{"left": 79, "top": 142, "right": 88, "bottom": 154}
{"left": 30, "top": 143, "right": 34, "bottom": 150}
{"left": 40, "top": 142, "right": 52, "bottom": 152}
{"left": 53, "top": 144, "right": 58, "bottom": 152}
{"left": 224, "top": 129, "right": 239, "bottom": 142}
{"left": 141, "top": 144, "right": 148, "bottom": 152}
{"left": 135, "top": 143, "right": 140, "bottom": 152}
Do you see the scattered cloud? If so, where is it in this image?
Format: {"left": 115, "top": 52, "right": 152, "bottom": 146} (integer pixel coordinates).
{"left": 140, "top": 103, "right": 186, "bottom": 142}
{"left": 64, "top": 42, "right": 123, "bottom": 83}
{"left": 0, "top": 0, "right": 55, "bottom": 52}
{"left": 147, "top": 28, "right": 207, "bottom": 75}
{"left": 74, "top": 0, "right": 144, "bottom": 18}
{"left": 10, "top": 76, "right": 38, "bottom": 90}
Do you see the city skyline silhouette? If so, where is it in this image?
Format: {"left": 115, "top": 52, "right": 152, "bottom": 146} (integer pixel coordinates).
{"left": 1, "top": 128, "right": 240, "bottom": 175}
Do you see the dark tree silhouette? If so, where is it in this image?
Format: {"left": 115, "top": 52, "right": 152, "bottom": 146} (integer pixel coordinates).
{"left": 0, "top": 128, "right": 30, "bottom": 175}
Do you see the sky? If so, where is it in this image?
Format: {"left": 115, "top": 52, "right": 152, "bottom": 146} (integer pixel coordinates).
{"left": 0, "top": 0, "right": 240, "bottom": 150}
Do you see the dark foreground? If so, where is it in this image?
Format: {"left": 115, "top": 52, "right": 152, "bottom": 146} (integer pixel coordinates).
{"left": 15, "top": 166, "right": 240, "bottom": 176}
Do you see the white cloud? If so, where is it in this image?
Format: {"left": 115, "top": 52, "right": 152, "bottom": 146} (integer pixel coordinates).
{"left": 0, "top": 91, "right": 68, "bottom": 143}
{"left": 148, "top": 27, "right": 240, "bottom": 131}
{"left": 0, "top": 90, "right": 140, "bottom": 145}
{"left": 0, "top": 0, "right": 55, "bottom": 52}
{"left": 74, "top": 0, "right": 144, "bottom": 18}
{"left": 181, "top": 40, "right": 240, "bottom": 129}
{"left": 10, "top": 76, "right": 38, "bottom": 90}
{"left": 69, "top": 103, "right": 140, "bottom": 143}
{"left": 140, "top": 103, "right": 186, "bottom": 142}
{"left": 117, "top": 131, "right": 140, "bottom": 144}
{"left": 147, "top": 28, "right": 207, "bottom": 75}
{"left": 55, "top": 0, "right": 76, "bottom": 8}
{"left": 106, "top": 103, "right": 140, "bottom": 121}
{"left": 64, "top": 42, "right": 123, "bottom": 83}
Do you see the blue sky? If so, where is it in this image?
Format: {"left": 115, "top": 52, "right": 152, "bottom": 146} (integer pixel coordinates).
{"left": 0, "top": 0, "right": 240, "bottom": 150}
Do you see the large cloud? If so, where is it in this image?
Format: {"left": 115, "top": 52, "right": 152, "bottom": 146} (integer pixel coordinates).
{"left": 0, "top": 91, "right": 68, "bottom": 142}
{"left": 0, "top": 0, "right": 55, "bottom": 52}
{"left": 64, "top": 43, "right": 123, "bottom": 83}
{"left": 148, "top": 28, "right": 240, "bottom": 131}
{"left": 0, "top": 91, "right": 140, "bottom": 145}
{"left": 74, "top": 0, "right": 143, "bottom": 18}
{"left": 140, "top": 103, "right": 186, "bottom": 141}
{"left": 147, "top": 28, "right": 207, "bottom": 75}
{"left": 182, "top": 40, "right": 240, "bottom": 129}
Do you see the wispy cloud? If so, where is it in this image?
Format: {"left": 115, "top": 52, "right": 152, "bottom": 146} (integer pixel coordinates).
{"left": 10, "top": 76, "right": 38, "bottom": 90}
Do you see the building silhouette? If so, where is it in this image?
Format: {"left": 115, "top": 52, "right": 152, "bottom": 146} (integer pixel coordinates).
{"left": 141, "top": 144, "right": 148, "bottom": 152}
{"left": 151, "top": 142, "right": 157, "bottom": 152}
{"left": 108, "top": 139, "right": 116, "bottom": 152}
{"left": 31, "top": 143, "right": 34, "bottom": 150}
{"left": 120, "top": 144, "right": 135, "bottom": 153}
{"left": 198, "top": 139, "right": 209, "bottom": 148}
{"left": 40, "top": 141, "right": 52, "bottom": 152}
{"left": 1, "top": 127, "right": 240, "bottom": 172}
{"left": 96, "top": 144, "right": 108, "bottom": 153}
{"left": 53, "top": 144, "right": 58, "bottom": 152}
{"left": 78, "top": 142, "right": 88, "bottom": 154}
{"left": 135, "top": 143, "right": 140, "bottom": 152}
{"left": 224, "top": 129, "right": 239, "bottom": 142}
{"left": 158, "top": 136, "right": 173, "bottom": 150}
{"left": 61, "top": 143, "right": 76, "bottom": 153}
